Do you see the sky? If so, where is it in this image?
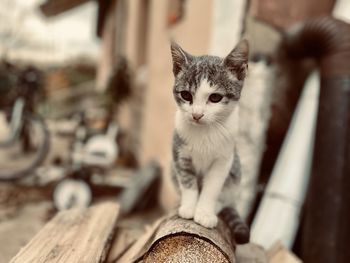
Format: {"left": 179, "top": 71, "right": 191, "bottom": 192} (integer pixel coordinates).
{"left": 0, "top": 0, "right": 100, "bottom": 64}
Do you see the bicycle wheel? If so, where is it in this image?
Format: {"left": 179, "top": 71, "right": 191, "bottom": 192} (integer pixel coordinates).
{"left": 0, "top": 112, "right": 50, "bottom": 181}
{"left": 53, "top": 178, "right": 92, "bottom": 211}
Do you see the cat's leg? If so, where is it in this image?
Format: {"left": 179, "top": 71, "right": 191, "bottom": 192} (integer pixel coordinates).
{"left": 194, "top": 157, "right": 233, "bottom": 228}
{"left": 175, "top": 156, "right": 199, "bottom": 219}
{"left": 178, "top": 183, "right": 198, "bottom": 219}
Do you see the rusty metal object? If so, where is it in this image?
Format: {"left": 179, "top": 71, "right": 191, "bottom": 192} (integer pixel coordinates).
{"left": 284, "top": 17, "right": 350, "bottom": 263}
{"left": 250, "top": 0, "right": 335, "bottom": 30}
{"left": 285, "top": 17, "right": 350, "bottom": 77}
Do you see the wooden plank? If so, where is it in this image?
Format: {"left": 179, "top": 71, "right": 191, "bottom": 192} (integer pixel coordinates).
{"left": 209, "top": 0, "right": 247, "bottom": 56}
{"left": 96, "top": 0, "right": 117, "bottom": 92}
{"left": 40, "top": 0, "right": 90, "bottom": 17}
{"left": 116, "top": 216, "right": 169, "bottom": 263}
{"left": 236, "top": 243, "right": 267, "bottom": 263}
{"left": 267, "top": 242, "right": 302, "bottom": 263}
{"left": 107, "top": 227, "right": 139, "bottom": 262}
{"left": 10, "top": 202, "right": 119, "bottom": 263}
{"left": 107, "top": 211, "right": 163, "bottom": 263}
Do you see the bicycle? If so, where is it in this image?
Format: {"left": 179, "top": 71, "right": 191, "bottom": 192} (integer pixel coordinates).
{"left": 53, "top": 111, "right": 119, "bottom": 210}
{"left": 0, "top": 61, "right": 50, "bottom": 181}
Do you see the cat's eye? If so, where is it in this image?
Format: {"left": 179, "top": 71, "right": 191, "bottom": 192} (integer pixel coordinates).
{"left": 180, "top": 91, "right": 192, "bottom": 102}
{"left": 209, "top": 93, "right": 223, "bottom": 103}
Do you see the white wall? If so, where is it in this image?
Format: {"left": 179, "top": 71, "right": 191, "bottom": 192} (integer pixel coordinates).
{"left": 0, "top": 0, "right": 99, "bottom": 64}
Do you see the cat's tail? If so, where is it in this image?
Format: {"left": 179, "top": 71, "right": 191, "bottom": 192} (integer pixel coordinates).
{"left": 219, "top": 206, "right": 250, "bottom": 245}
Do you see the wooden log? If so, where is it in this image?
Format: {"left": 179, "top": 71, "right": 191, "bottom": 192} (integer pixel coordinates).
{"left": 117, "top": 213, "right": 236, "bottom": 263}
{"left": 235, "top": 243, "right": 267, "bottom": 263}
{"left": 267, "top": 241, "right": 302, "bottom": 263}
{"left": 10, "top": 202, "right": 119, "bottom": 263}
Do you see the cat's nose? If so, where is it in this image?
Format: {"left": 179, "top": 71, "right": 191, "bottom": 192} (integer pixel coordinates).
{"left": 192, "top": 113, "right": 204, "bottom": 121}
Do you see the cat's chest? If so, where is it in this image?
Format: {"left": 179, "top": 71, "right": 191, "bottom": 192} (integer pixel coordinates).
{"left": 180, "top": 127, "right": 235, "bottom": 172}
{"left": 190, "top": 147, "right": 215, "bottom": 173}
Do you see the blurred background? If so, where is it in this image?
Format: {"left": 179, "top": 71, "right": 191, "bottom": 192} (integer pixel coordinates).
{"left": 0, "top": 0, "right": 350, "bottom": 262}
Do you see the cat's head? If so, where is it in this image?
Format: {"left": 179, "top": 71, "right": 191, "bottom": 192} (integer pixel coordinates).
{"left": 170, "top": 40, "right": 249, "bottom": 126}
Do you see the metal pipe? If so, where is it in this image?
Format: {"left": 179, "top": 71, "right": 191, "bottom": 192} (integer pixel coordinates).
{"left": 284, "top": 17, "right": 350, "bottom": 263}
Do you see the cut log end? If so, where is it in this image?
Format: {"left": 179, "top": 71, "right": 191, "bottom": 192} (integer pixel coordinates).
{"left": 144, "top": 235, "right": 232, "bottom": 263}
{"left": 118, "top": 213, "right": 236, "bottom": 262}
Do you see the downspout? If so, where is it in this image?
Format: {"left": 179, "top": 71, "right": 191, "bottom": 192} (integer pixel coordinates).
{"left": 284, "top": 17, "right": 350, "bottom": 263}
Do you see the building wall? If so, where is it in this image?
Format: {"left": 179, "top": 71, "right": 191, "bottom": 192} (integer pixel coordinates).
{"left": 139, "top": 0, "right": 213, "bottom": 207}
{"left": 140, "top": 0, "right": 213, "bottom": 168}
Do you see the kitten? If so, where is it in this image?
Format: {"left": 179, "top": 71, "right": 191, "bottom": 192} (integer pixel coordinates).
{"left": 170, "top": 40, "right": 250, "bottom": 244}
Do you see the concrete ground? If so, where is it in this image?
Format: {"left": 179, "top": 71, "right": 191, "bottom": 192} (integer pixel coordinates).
{"left": 0, "top": 199, "right": 52, "bottom": 263}
{"left": 0, "top": 117, "right": 66, "bottom": 262}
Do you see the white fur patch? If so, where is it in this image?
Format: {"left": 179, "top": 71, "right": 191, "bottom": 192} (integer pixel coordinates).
{"left": 176, "top": 79, "right": 239, "bottom": 173}
{"left": 175, "top": 78, "right": 240, "bottom": 227}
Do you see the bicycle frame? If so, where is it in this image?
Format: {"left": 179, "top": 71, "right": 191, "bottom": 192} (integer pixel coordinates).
{"left": 0, "top": 97, "right": 25, "bottom": 147}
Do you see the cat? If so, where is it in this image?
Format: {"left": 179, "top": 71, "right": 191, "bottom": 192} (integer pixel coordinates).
{"left": 170, "top": 39, "right": 250, "bottom": 244}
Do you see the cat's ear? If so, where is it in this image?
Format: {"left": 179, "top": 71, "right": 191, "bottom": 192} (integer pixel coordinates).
{"left": 170, "top": 41, "right": 193, "bottom": 76}
{"left": 223, "top": 39, "right": 249, "bottom": 81}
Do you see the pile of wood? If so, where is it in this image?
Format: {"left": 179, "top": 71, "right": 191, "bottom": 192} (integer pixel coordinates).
{"left": 10, "top": 202, "right": 118, "bottom": 263}
{"left": 9, "top": 202, "right": 268, "bottom": 263}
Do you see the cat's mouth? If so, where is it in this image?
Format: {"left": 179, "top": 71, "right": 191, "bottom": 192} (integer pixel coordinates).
{"left": 190, "top": 119, "right": 204, "bottom": 125}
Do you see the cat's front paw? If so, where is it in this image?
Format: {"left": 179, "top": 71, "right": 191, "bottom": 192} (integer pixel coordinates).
{"left": 194, "top": 209, "right": 218, "bottom": 228}
{"left": 178, "top": 205, "right": 195, "bottom": 219}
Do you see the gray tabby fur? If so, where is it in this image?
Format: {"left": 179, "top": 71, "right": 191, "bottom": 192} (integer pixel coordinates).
{"left": 170, "top": 39, "right": 249, "bottom": 228}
